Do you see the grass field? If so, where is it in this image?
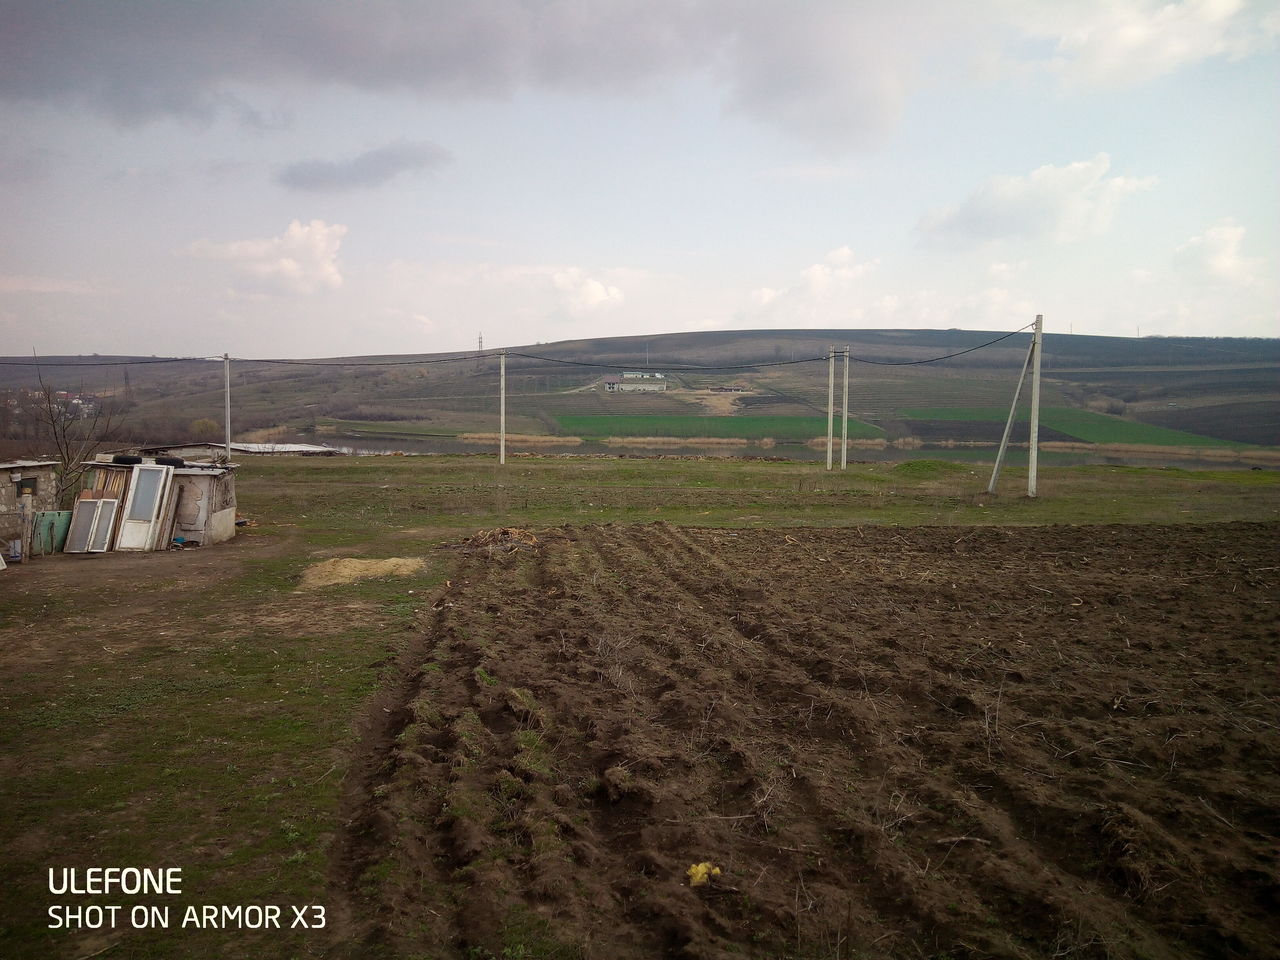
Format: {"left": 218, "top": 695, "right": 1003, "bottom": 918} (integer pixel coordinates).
{"left": 243, "top": 455, "right": 1280, "bottom": 528}
{"left": 905, "top": 406, "right": 1248, "bottom": 447}
{"left": 554, "top": 414, "right": 884, "bottom": 440}
{"left": 1, "top": 456, "right": 1276, "bottom": 958}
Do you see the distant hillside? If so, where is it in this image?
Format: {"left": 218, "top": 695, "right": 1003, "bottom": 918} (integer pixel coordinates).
{"left": 4, "top": 329, "right": 1277, "bottom": 449}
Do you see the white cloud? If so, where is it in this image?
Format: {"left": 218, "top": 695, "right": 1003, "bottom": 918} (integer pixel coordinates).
{"left": 1009, "top": 0, "right": 1279, "bottom": 88}
{"left": 380, "top": 259, "right": 635, "bottom": 330}
{"left": 736, "top": 245, "right": 1050, "bottom": 335}
{"left": 743, "top": 246, "right": 880, "bottom": 323}
{"left": 918, "top": 154, "right": 1155, "bottom": 246}
{"left": 189, "top": 219, "right": 347, "bottom": 295}
{"left": 551, "top": 268, "right": 624, "bottom": 315}
{"left": 801, "top": 246, "right": 879, "bottom": 293}
{"left": 1174, "top": 218, "right": 1263, "bottom": 286}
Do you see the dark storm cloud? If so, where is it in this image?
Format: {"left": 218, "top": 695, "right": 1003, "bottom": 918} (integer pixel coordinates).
{"left": 0, "top": 1, "right": 713, "bottom": 116}
{"left": 276, "top": 141, "right": 452, "bottom": 192}
{"left": 0, "top": 0, "right": 967, "bottom": 147}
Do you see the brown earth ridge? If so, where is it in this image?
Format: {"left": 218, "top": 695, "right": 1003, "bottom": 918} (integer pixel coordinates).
{"left": 332, "top": 521, "right": 1279, "bottom": 959}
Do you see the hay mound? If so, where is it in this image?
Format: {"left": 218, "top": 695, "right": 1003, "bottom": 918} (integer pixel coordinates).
{"left": 298, "top": 557, "right": 425, "bottom": 589}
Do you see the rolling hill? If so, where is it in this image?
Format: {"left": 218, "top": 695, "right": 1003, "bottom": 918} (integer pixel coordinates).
{"left": 3, "top": 329, "right": 1277, "bottom": 452}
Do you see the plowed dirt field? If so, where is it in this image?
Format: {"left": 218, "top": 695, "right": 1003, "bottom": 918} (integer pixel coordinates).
{"left": 334, "top": 522, "right": 1278, "bottom": 959}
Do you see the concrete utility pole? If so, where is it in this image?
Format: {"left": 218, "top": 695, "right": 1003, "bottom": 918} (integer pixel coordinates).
{"left": 1028, "top": 314, "right": 1043, "bottom": 498}
{"left": 825, "top": 346, "right": 835, "bottom": 470}
{"left": 499, "top": 350, "right": 507, "bottom": 466}
{"left": 987, "top": 338, "right": 1033, "bottom": 494}
{"left": 840, "top": 346, "right": 850, "bottom": 470}
{"left": 987, "top": 315, "right": 1045, "bottom": 496}
{"left": 223, "top": 353, "right": 232, "bottom": 463}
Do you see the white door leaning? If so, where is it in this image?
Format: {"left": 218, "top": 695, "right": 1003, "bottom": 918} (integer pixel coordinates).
{"left": 115, "top": 464, "right": 174, "bottom": 551}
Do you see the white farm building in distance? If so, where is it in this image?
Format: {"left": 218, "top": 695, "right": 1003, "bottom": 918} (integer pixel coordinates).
{"left": 603, "top": 372, "right": 667, "bottom": 393}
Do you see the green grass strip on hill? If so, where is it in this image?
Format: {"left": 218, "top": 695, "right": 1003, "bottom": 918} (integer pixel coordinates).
{"left": 904, "top": 406, "right": 1246, "bottom": 447}
{"left": 554, "top": 414, "right": 884, "bottom": 440}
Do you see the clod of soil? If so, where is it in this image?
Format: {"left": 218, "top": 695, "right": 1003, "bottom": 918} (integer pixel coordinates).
{"left": 297, "top": 557, "right": 424, "bottom": 589}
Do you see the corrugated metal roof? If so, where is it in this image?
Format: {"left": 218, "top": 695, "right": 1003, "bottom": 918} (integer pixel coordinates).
{"left": 0, "top": 461, "right": 59, "bottom": 470}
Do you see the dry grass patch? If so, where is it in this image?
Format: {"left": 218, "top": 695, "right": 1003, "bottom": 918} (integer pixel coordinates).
{"left": 298, "top": 557, "right": 425, "bottom": 589}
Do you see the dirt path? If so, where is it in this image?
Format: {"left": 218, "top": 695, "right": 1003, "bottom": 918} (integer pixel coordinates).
{"left": 329, "top": 522, "right": 1279, "bottom": 959}
{"left": 0, "top": 533, "right": 285, "bottom": 669}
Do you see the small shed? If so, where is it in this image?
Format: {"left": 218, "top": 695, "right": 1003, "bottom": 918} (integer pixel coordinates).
{"left": 1, "top": 460, "right": 60, "bottom": 560}
{"left": 67, "top": 456, "right": 237, "bottom": 554}
{"left": 170, "top": 464, "right": 238, "bottom": 546}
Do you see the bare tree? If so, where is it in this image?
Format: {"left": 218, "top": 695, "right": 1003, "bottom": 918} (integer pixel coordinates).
{"left": 21, "top": 370, "right": 121, "bottom": 507}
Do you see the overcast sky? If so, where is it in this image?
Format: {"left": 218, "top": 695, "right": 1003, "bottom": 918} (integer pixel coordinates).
{"left": 1, "top": 0, "right": 1276, "bottom": 358}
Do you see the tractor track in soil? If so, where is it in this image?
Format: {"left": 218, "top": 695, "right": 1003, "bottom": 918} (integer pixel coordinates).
{"left": 328, "top": 521, "right": 1279, "bottom": 959}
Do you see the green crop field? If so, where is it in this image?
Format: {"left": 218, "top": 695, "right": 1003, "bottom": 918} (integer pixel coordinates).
{"left": 904, "top": 406, "right": 1247, "bottom": 447}
{"left": 554, "top": 414, "right": 884, "bottom": 439}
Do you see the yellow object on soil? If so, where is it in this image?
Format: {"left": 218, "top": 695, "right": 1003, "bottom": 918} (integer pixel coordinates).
{"left": 686, "top": 862, "right": 721, "bottom": 887}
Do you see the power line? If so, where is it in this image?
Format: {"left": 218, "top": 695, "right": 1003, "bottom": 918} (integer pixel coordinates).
{"left": 236, "top": 354, "right": 484, "bottom": 367}
{"left": 846, "top": 323, "right": 1035, "bottom": 365}
{"left": 0, "top": 356, "right": 216, "bottom": 367}
{"left": 0, "top": 353, "right": 480, "bottom": 368}
{"left": 508, "top": 325, "right": 1035, "bottom": 369}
